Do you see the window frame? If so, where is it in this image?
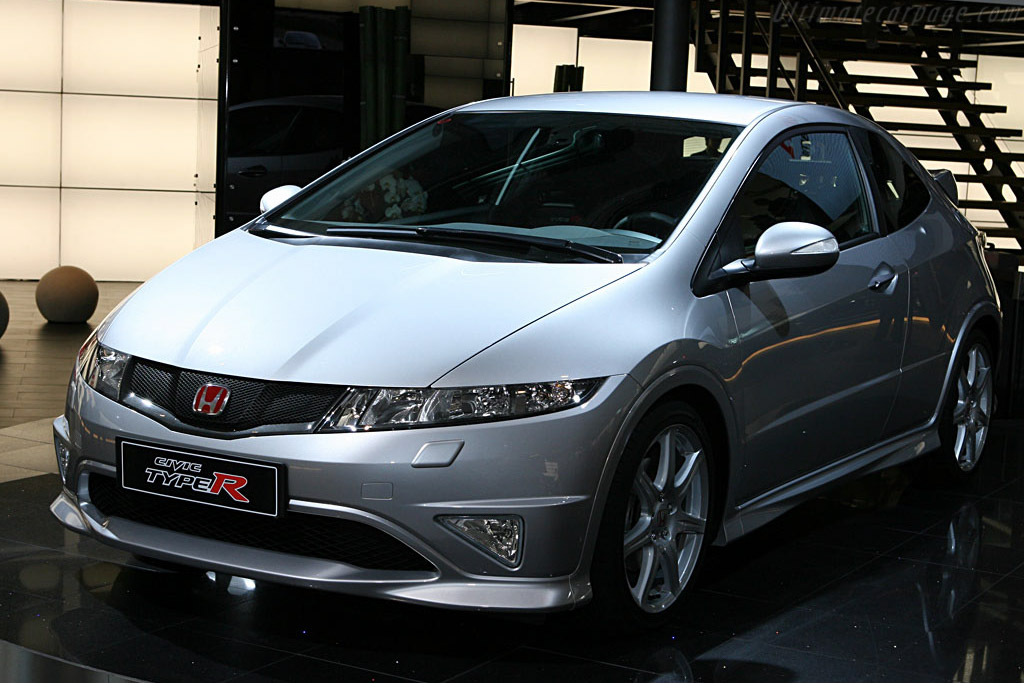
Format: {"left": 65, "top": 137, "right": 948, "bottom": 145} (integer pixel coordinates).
{"left": 692, "top": 123, "right": 882, "bottom": 296}
{"left": 849, "top": 127, "right": 933, "bottom": 235}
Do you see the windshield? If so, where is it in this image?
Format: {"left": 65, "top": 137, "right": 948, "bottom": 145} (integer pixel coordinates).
{"left": 267, "top": 111, "right": 742, "bottom": 258}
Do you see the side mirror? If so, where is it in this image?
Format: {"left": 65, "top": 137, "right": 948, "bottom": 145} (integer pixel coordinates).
{"left": 259, "top": 185, "right": 301, "bottom": 214}
{"left": 930, "top": 169, "right": 958, "bottom": 206}
{"left": 711, "top": 222, "right": 839, "bottom": 290}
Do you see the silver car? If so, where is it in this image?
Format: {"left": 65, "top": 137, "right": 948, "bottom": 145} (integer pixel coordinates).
{"left": 51, "top": 92, "right": 999, "bottom": 626}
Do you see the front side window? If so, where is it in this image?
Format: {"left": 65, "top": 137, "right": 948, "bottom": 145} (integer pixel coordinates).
{"left": 857, "top": 131, "right": 931, "bottom": 232}
{"left": 721, "top": 130, "right": 874, "bottom": 262}
{"left": 265, "top": 112, "right": 743, "bottom": 259}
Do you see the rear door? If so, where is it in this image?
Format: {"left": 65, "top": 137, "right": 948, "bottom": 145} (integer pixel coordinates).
{"left": 715, "top": 128, "right": 910, "bottom": 501}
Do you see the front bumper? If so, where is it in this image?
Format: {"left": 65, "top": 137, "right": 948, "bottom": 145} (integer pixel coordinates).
{"left": 51, "top": 373, "right": 639, "bottom": 611}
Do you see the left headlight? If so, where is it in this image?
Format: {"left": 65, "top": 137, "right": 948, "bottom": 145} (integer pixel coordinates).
{"left": 77, "top": 334, "right": 130, "bottom": 401}
{"left": 320, "top": 378, "right": 604, "bottom": 432}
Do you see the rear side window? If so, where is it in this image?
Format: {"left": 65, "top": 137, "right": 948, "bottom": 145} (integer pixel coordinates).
{"left": 722, "top": 130, "right": 874, "bottom": 261}
{"left": 858, "top": 131, "right": 931, "bottom": 232}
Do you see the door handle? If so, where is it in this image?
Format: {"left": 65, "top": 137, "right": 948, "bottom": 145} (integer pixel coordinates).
{"left": 238, "top": 165, "right": 268, "bottom": 178}
{"left": 869, "top": 269, "right": 898, "bottom": 292}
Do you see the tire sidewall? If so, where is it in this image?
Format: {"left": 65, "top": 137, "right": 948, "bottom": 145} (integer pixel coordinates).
{"left": 937, "top": 331, "right": 993, "bottom": 476}
{"left": 589, "top": 400, "right": 718, "bottom": 628}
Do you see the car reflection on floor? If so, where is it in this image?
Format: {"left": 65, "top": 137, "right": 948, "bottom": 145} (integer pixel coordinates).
{"left": 1, "top": 424, "right": 1023, "bottom": 682}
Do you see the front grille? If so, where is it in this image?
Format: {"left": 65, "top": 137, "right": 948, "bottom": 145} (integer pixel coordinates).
{"left": 124, "top": 358, "right": 343, "bottom": 432}
{"left": 87, "top": 474, "right": 435, "bottom": 572}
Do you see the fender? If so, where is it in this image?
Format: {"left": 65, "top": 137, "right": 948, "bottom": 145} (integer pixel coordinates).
{"left": 574, "top": 363, "right": 741, "bottom": 582}
{"left": 928, "top": 299, "right": 1002, "bottom": 430}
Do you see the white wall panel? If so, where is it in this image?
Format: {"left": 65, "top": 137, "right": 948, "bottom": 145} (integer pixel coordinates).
{"left": 0, "top": 187, "right": 60, "bottom": 279}
{"left": 0, "top": 0, "right": 63, "bottom": 93}
{"left": 0, "top": 91, "right": 61, "bottom": 187}
{"left": 197, "top": 100, "right": 218, "bottom": 193}
{"left": 577, "top": 38, "right": 651, "bottom": 91}
{"left": 61, "top": 189, "right": 196, "bottom": 281}
{"left": 195, "top": 192, "right": 216, "bottom": 248}
{"left": 62, "top": 94, "right": 200, "bottom": 191}
{"left": 63, "top": 0, "right": 201, "bottom": 98}
{"left": 511, "top": 25, "right": 578, "bottom": 96}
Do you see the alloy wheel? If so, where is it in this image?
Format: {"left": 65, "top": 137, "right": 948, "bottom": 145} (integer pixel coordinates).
{"left": 623, "top": 424, "right": 709, "bottom": 613}
{"left": 952, "top": 342, "right": 992, "bottom": 472}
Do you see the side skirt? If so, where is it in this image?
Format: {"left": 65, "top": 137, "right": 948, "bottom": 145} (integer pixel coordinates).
{"left": 720, "top": 427, "right": 939, "bottom": 542}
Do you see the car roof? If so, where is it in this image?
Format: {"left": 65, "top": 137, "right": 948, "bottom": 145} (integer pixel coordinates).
{"left": 457, "top": 92, "right": 798, "bottom": 127}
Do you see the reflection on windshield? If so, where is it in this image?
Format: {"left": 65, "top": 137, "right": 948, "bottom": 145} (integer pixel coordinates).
{"left": 268, "top": 112, "right": 742, "bottom": 257}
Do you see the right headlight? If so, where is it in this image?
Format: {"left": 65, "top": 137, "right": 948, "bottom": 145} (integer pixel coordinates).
{"left": 319, "top": 378, "right": 604, "bottom": 432}
{"left": 77, "top": 333, "right": 130, "bottom": 401}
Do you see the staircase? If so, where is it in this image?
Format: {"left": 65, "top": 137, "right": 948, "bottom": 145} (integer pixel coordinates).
{"left": 693, "top": 0, "right": 1024, "bottom": 247}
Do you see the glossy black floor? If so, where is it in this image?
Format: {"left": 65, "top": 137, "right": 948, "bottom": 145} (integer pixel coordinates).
{"left": 3, "top": 429, "right": 1024, "bottom": 683}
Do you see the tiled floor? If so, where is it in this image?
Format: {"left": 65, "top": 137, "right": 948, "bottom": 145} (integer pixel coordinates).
{"left": 0, "top": 280, "right": 138, "bottom": 429}
{"left": 1, "top": 425, "right": 1023, "bottom": 682}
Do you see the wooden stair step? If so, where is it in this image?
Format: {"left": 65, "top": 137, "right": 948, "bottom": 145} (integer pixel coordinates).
{"left": 806, "top": 92, "right": 1006, "bottom": 114}
{"left": 957, "top": 200, "right": 1023, "bottom": 210}
{"left": 877, "top": 121, "right": 1023, "bottom": 137}
{"left": 833, "top": 74, "right": 992, "bottom": 90}
{"left": 955, "top": 174, "right": 1024, "bottom": 187}
{"left": 908, "top": 148, "right": 1024, "bottom": 163}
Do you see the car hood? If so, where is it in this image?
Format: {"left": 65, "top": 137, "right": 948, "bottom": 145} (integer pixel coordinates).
{"left": 101, "top": 230, "right": 642, "bottom": 387}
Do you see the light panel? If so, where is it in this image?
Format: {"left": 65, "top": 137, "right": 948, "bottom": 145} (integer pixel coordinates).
{"left": 60, "top": 189, "right": 197, "bottom": 281}
{"left": 577, "top": 38, "right": 651, "bottom": 92}
{"left": 63, "top": 0, "right": 201, "bottom": 98}
{"left": 197, "top": 99, "right": 218, "bottom": 193}
{"left": 0, "top": 187, "right": 60, "bottom": 279}
{"left": 510, "top": 25, "right": 578, "bottom": 96}
{"left": 0, "top": 91, "right": 61, "bottom": 186}
{"left": 62, "top": 94, "right": 200, "bottom": 192}
{"left": 0, "top": 0, "right": 62, "bottom": 92}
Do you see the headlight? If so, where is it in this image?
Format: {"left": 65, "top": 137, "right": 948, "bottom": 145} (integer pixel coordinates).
{"left": 320, "top": 378, "right": 603, "bottom": 431}
{"left": 77, "top": 334, "right": 130, "bottom": 401}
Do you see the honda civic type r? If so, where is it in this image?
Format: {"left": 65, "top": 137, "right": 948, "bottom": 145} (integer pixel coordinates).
{"left": 51, "top": 92, "right": 999, "bottom": 624}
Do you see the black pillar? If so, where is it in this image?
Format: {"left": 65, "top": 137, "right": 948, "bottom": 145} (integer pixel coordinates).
{"left": 650, "top": 0, "right": 690, "bottom": 92}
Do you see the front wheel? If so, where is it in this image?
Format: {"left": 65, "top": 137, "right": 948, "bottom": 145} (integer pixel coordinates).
{"left": 590, "top": 401, "right": 715, "bottom": 628}
{"left": 938, "top": 332, "right": 994, "bottom": 475}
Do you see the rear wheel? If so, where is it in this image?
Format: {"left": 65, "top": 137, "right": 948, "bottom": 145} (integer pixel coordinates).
{"left": 938, "top": 332, "right": 994, "bottom": 475}
{"left": 590, "top": 401, "right": 715, "bottom": 628}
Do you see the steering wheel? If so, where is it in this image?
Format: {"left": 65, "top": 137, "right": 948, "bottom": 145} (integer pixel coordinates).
{"left": 610, "top": 211, "right": 678, "bottom": 240}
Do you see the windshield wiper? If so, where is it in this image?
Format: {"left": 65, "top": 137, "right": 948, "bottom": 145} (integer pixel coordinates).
{"left": 247, "top": 224, "right": 317, "bottom": 238}
{"left": 412, "top": 226, "right": 623, "bottom": 264}
{"left": 318, "top": 224, "right": 624, "bottom": 263}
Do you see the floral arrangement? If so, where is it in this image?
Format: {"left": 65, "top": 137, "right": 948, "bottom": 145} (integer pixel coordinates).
{"left": 338, "top": 172, "right": 428, "bottom": 222}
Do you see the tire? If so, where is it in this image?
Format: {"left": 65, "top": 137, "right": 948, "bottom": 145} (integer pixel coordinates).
{"left": 936, "top": 331, "right": 994, "bottom": 476}
{"left": 589, "top": 401, "right": 717, "bottom": 629}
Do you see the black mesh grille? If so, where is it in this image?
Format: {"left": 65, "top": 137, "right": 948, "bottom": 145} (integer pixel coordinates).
{"left": 87, "top": 474, "right": 434, "bottom": 572}
{"left": 125, "top": 358, "right": 343, "bottom": 432}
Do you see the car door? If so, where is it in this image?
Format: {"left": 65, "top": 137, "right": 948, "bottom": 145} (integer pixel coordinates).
{"left": 852, "top": 129, "right": 963, "bottom": 435}
{"left": 278, "top": 106, "right": 349, "bottom": 186}
{"left": 224, "top": 104, "right": 301, "bottom": 227}
{"left": 714, "top": 128, "right": 910, "bottom": 501}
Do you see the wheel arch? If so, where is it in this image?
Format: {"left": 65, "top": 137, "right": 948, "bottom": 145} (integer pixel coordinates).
{"left": 932, "top": 300, "right": 1001, "bottom": 429}
{"left": 577, "top": 365, "right": 741, "bottom": 584}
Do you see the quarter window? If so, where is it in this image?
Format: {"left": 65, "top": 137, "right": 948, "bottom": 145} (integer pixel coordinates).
{"left": 858, "top": 131, "right": 931, "bottom": 232}
{"left": 723, "top": 131, "right": 874, "bottom": 260}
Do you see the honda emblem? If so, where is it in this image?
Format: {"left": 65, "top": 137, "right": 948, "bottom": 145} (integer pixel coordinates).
{"left": 193, "top": 384, "right": 230, "bottom": 416}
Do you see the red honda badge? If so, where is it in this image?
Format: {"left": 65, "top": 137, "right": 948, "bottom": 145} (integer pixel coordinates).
{"left": 193, "top": 384, "right": 230, "bottom": 416}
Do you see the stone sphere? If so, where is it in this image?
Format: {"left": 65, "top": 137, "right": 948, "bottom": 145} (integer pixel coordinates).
{"left": 0, "top": 290, "right": 8, "bottom": 339}
{"left": 36, "top": 266, "right": 99, "bottom": 324}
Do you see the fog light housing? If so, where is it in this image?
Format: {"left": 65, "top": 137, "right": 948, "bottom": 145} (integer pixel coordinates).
{"left": 55, "top": 438, "right": 71, "bottom": 484}
{"left": 440, "top": 515, "right": 523, "bottom": 567}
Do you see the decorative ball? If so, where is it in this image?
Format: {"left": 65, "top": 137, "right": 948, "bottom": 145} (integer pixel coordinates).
{"left": 0, "top": 290, "right": 8, "bottom": 339}
{"left": 36, "top": 266, "right": 99, "bottom": 324}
